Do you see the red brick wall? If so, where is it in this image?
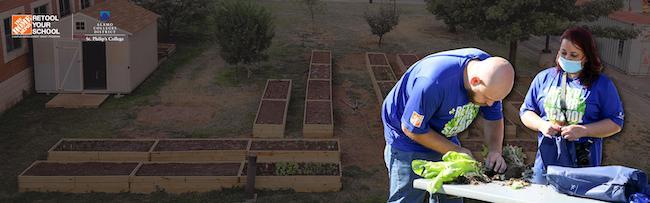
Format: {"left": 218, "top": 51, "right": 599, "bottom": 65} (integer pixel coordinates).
{"left": 0, "top": 0, "right": 37, "bottom": 82}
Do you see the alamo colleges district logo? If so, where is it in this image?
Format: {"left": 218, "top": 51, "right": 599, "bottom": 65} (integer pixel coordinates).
{"left": 100, "top": 10, "right": 110, "bottom": 22}
{"left": 11, "top": 14, "right": 60, "bottom": 38}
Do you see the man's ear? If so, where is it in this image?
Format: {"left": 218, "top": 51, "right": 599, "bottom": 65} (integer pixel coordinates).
{"left": 470, "top": 76, "right": 481, "bottom": 86}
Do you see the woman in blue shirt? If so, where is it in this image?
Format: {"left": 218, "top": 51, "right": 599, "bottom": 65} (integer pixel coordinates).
{"left": 519, "top": 27, "right": 625, "bottom": 184}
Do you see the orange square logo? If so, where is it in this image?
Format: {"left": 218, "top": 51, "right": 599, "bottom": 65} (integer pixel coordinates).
{"left": 410, "top": 111, "right": 424, "bottom": 128}
{"left": 11, "top": 15, "right": 32, "bottom": 35}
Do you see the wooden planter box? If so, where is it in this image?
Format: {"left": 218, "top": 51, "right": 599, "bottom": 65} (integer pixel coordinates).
{"left": 310, "top": 50, "right": 332, "bottom": 65}
{"left": 243, "top": 162, "right": 341, "bottom": 192}
{"left": 306, "top": 80, "right": 332, "bottom": 101}
{"left": 253, "top": 79, "right": 292, "bottom": 138}
{"left": 47, "top": 139, "right": 157, "bottom": 162}
{"left": 505, "top": 88, "right": 526, "bottom": 102}
{"left": 250, "top": 139, "right": 340, "bottom": 163}
{"left": 308, "top": 64, "right": 331, "bottom": 80}
{"left": 18, "top": 161, "right": 139, "bottom": 193}
{"left": 504, "top": 101, "right": 525, "bottom": 128}
{"left": 130, "top": 162, "right": 244, "bottom": 194}
{"left": 303, "top": 101, "right": 334, "bottom": 138}
{"left": 395, "top": 54, "right": 420, "bottom": 76}
{"left": 150, "top": 139, "right": 251, "bottom": 162}
{"left": 366, "top": 52, "right": 397, "bottom": 104}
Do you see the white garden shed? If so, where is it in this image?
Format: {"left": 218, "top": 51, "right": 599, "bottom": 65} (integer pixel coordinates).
{"left": 33, "top": 0, "right": 159, "bottom": 94}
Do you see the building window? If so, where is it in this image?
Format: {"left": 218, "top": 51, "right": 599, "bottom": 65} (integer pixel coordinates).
{"left": 80, "top": 0, "right": 91, "bottom": 9}
{"left": 33, "top": 4, "right": 48, "bottom": 14}
{"left": 618, "top": 40, "right": 625, "bottom": 57}
{"left": 75, "top": 21, "right": 85, "bottom": 30}
{"left": 3, "top": 18, "right": 22, "bottom": 53}
{"left": 59, "top": 0, "right": 71, "bottom": 17}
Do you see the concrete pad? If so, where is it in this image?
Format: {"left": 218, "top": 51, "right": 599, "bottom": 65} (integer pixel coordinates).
{"left": 46, "top": 94, "right": 109, "bottom": 109}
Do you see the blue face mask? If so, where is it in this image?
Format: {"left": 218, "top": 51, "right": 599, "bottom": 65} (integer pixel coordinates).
{"left": 558, "top": 56, "right": 583, "bottom": 73}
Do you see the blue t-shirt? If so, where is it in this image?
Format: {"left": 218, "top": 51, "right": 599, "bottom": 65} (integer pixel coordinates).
{"left": 520, "top": 68, "right": 624, "bottom": 168}
{"left": 381, "top": 48, "right": 504, "bottom": 153}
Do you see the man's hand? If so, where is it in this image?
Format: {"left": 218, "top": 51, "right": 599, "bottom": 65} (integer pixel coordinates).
{"left": 485, "top": 151, "right": 507, "bottom": 173}
{"left": 561, "top": 125, "right": 588, "bottom": 141}
{"left": 539, "top": 121, "right": 562, "bottom": 138}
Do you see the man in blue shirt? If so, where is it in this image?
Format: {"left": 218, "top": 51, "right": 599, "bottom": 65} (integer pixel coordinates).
{"left": 382, "top": 48, "right": 515, "bottom": 202}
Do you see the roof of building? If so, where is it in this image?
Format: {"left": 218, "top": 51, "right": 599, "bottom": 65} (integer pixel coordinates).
{"left": 79, "top": 0, "right": 159, "bottom": 34}
{"left": 609, "top": 10, "right": 650, "bottom": 25}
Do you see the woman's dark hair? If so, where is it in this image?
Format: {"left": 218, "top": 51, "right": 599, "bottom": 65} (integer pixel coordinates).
{"left": 558, "top": 27, "right": 603, "bottom": 87}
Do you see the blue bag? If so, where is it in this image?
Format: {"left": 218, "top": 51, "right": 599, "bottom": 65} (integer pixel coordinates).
{"left": 546, "top": 165, "right": 649, "bottom": 202}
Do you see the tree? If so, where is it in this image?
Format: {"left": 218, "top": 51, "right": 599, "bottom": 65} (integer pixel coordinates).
{"left": 213, "top": 0, "right": 275, "bottom": 78}
{"left": 133, "top": 0, "right": 213, "bottom": 41}
{"left": 364, "top": 3, "right": 399, "bottom": 47}
{"left": 294, "top": 0, "right": 326, "bottom": 29}
{"left": 425, "top": 0, "right": 639, "bottom": 66}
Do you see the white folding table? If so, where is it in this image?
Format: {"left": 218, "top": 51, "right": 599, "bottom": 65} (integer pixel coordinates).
{"left": 413, "top": 179, "right": 605, "bottom": 203}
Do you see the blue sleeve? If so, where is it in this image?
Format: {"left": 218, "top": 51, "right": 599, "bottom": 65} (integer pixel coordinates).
{"left": 400, "top": 77, "right": 441, "bottom": 134}
{"left": 480, "top": 101, "right": 503, "bottom": 120}
{"left": 520, "top": 73, "right": 543, "bottom": 116}
{"left": 599, "top": 78, "right": 624, "bottom": 127}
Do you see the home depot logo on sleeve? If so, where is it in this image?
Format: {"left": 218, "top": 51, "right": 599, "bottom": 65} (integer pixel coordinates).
{"left": 410, "top": 111, "right": 424, "bottom": 128}
{"left": 11, "top": 15, "right": 32, "bottom": 35}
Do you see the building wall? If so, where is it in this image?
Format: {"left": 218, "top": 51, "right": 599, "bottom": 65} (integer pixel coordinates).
{"left": 591, "top": 16, "right": 650, "bottom": 75}
{"left": 128, "top": 22, "right": 157, "bottom": 92}
{"left": 0, "top": 67, "right": 31, "bottom": 114}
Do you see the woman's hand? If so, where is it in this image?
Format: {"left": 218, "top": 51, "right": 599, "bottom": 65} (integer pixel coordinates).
{"left": 539, "top": 121, "right": 562, "bottom": 138}
{"left": 561, "top": 125, "right": 588, "bottom": 141}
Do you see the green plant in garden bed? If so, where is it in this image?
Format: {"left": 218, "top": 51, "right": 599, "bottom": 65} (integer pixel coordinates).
{"left": 275, "top": 162, "right": 339, "bottom": 176}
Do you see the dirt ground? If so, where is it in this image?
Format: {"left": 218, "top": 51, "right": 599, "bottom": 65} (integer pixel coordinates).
{"left": 1, "top": 0, "right": 649, "bottom": 202}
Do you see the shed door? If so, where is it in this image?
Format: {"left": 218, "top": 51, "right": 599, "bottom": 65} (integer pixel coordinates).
{"left": 641, "top": 41, "right": 650, "bottom": 75}
{"left": 82, "top": 41, "right": 107, "bottom": 90}
{"left": 55, "top": 40, "right": 82, "bottom": 91}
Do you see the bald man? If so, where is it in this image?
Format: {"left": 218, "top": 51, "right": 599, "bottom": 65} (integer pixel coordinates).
{"left": 382, "top": 48, "right": 514, "bottom": 203}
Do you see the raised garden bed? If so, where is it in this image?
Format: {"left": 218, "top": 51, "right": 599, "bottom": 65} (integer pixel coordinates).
{"left": 47, "top": 139, "right": 157, "bottom": 162}
{"left": 263, "top": 80, "right": 291, "bottom": 100}
{"left": 311, "top": 50, "right": 331, "bottom": 65}
{"left": 308, "top": 64, "right": 331, "bottom": 80}
{"left": 130, "top": 162, "right": 244, "bottom": 193}
{"left": 18, "top": 161, "right": 139, "bottom": 193}
{"left": 306, "top": 80, "right": 331, "bottom": 100}
{"left": 366, "top": 53, "right": 389, "bottom": 66}
{"left": 254, "top": 79, "right": 292, "bottom": 138}
{"left": 150, "top": 139, "right": 251, "bottom": 162}
{"left": 504, "top": 101, "right": 525, "bottom": 128}
{"left": 377, "top": 81, "right": 394, "bottom": 99}
{"left": 303, "top": 101, "right": 334, "bottom": 138}
{"left": 242, "top": 162, "right": 341, "bottom": 192}
{"left": 505, "top": 88, "right": 525, "bottom": 102}
{"left": 396, "top": 54, "right": 419, "bottom": 75}
{"left": 372, "top": 66, "right": 397, "bottom": 81}
{"left": 250, "top": 139, "right": 340, "bottom": 163}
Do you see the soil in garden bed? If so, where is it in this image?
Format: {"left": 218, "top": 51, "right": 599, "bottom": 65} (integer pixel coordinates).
{"left": 377, "top": 81, "right": 395, "bottom": 98}
{"left": 263, "top": 80, "right": 290, "bottom": 99}
{"left": 255, "top": 100, "right": 287, "bottom": 124}
{"left": 312, "top": 51, "right": 331, "bottom": 64}
{"left": 372, "top": 66, "right": 396, "bottom": 81}
{"left": 309, "top": 64, "right": 331, "bottom": 79}
{"left": 242, "top": 162, "right": 340, "bottom": 176}
{"left": 53, "top": 140, "right": 155, "bottom": 152}
{"left": 398, "top": 54, "right": 419, "bottom": 68}
{"left": 304, "top": 101, "right": 332, "bottom": 124}
{"left": 307, "top": 80, "right": 331, "bottom": 100}
{"left": 23, "top": 162, "right": 139, "bottom": 176}
{"left": 153, "top": 140, "right": 249, "bottom": 151}
{"left": 250, "top": 140, "right": 338, "bottom": 151}
{"left": 368, "top": 53, "right": 388, "bottom": 65}
{"left": 136, "top": 163, "right": 241, "bottom": 176}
